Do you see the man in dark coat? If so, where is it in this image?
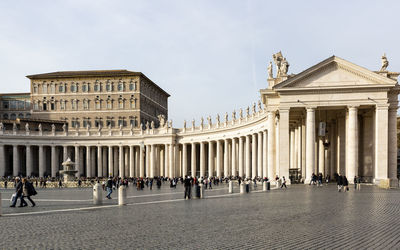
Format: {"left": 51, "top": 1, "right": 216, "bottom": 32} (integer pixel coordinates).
{"left": 337, "top": 175, "right": 343, "bottom": 192}
{"left": 10, "top": 177, "right": 27, "bottom": 207}
{"left": 184, "top": 176, "right": 192, "bottom": 199}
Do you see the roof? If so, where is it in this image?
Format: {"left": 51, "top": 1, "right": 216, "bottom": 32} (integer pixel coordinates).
{"left": 0, "top": 93, "right": 30, "bottom": 98}
{"left": 26, "top": 70, "right": 170, "bottom": 97}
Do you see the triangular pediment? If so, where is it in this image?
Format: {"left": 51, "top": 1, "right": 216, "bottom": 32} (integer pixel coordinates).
{"left": 273, "top": 56, "right": 396, "bottom": 90}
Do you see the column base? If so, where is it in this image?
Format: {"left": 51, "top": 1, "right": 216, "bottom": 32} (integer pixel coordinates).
{"left": 374, "top": 178, "right": 398, "bottom": 189}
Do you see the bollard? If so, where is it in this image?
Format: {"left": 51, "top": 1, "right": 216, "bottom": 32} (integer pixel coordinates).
{"left": 118, "top": 185, "right": 126, "bottom": 206}
{"left": 276, "top": 180, "right": 280, "bottom": 188}
{"left": 267, "top": 181, "right": 270, "bottom": 190}
{"left": 199, "top": 184, "right": 205, "bottom": 198}
{"left": 240, "top": 183, "right": 245, "bottom": 193}
{"left": 263, "top": 181, "right": 267, "bottom": 191}
{"left": 228, "top": 181, "right": 233, "bottom": 193}
{"left": 93, "top": 183, "right": 102, "bottom": 205}
{"left": 194, "top": 184, "right": 201, "bottom": 199}
{"left": 0, "top": 192, "right": 2, "bottom": 216}
{"left": 246, "top": 183, "right": 250, "bottom": 193}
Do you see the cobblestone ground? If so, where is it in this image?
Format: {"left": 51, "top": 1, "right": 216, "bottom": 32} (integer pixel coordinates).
{"left": 1, "top": 183, "right": 400, "bottom": 249}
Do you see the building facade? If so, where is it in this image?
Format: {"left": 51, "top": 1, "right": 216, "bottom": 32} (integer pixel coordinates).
{"left": 0, "top": 93, "right": 31, "bottom": 120}
{"left": 0, "top": 54, "right": 398, "bottom": 187}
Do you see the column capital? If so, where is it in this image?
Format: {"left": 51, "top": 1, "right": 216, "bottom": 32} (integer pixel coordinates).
{"left": 347, "top": 105, "right": 360, "bottom": 110}
{"left": 376, "top": 103, "right": 390, "bottom": 110}
{"left": 306, "top": 106, "right": 317, "bottom": 112}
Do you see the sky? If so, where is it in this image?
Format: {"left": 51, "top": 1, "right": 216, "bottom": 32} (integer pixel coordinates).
{"left": 0, "top": 0, "right": 399, "bottom": 126}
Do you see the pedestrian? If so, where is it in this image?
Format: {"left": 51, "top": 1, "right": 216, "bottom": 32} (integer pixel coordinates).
{"left": 22, "top": 178, "right": 36, "bottom": 207}
{"left": 58, "top": 179, "right": 62, "bottom": 188}
{"left": 77, "top": 179, "right": 82, "bottom": 187}
{"left": 280, "top": 176, "right": 287, "bottom": 189}
{"left": 10, "top": 177, "right": 27, "bottom": 207}
{"left": 105, "top": 176, "right": 113, "bottom": 199}
{"left": 184, "top": 176, "right": 192, "bottom": 199}
{"left": 343, "top": 176, "right": 349, "bottom": 192}
{"left": 337, "top": 174, "right": 343, "bottom": 192}
{"left": 4, "top": 180, "right": 7, "bottom": 189}
{"left": 356, "top": 176, "right": 361, "bottom": 190}
{"left": 354, "top": 176, "right": 357, "bottom": 189}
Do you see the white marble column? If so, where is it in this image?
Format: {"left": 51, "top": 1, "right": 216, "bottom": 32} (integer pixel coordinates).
{"left": 86, "top": 146, "right": 91, "bottom": 177}
{"left": 51, "top": 145, "right": 57, "bottom": 177}
{"left": 159, "top": 147, "right": 164, "bottom": 177}
{"left": 290, "top": 128, "right": 295, "bottom": 169}
{"left": 257, "top": 132, "right": 262, "bottom": 178}
{"left": 318, "top": 137, "right": 325, "bottom": 175}
{"left": 108, "top": 146, "right": 113, "bottom": 177}
{"left": 102, "top": 147, "right": 107, "bottom": 177}
{"left": 251, "top": 134, "right": 257, "bottom": 179}
{"left": 267, "top": 111, "right": 275, "bottom": 179}
{"left": 97, "top": 146, "right": 103, "bottom": 177}
{"left": 231, "top": 138, "right": 237, "bottom": 177}
{"left": 375, "top": 105, "right": 388, "bottom": 182}
{"left": 164, "top": 144, "right": 169, "bottom": 177}
{"left": 139, "top": 145, "right": 144, "bottom": 177}
{"left": 39, "top": 145, "right": 44, "bottom": 177}
{"left": 129, "top": 146, "right": 134, "bottom": 177}
{"left": 301, "top": 118, "right": 306, "bottom": 179}
{"left": 347, "top": 106, "right": 358, "bottom": 183}
{"left": 216, "top": 140, "right": 221, "bottom": 178}
{"left": 245, "top": 135, "right": 251, "bottom": 178}
{"left": 262, "top": 131, "right": 267, "bottom": 178}
{"left": 169, "top": 143, "right": 174, "bottom": 178}
{"left": 145, "top": 145, "right": 150, "bottom": 177}
{"left": 150, "top": 145, "right": 155, "bottom": 178}
{"left": 0, "top": 145, "right": 5, "bottom": 177}
{"left": 224, "top": 139, "right": 229, "bottom": 177}
{"left": 208, "top": 141, "right": 214, "bottom": 177}
{"left": 63, "top": 146, "right": 68, "bottom": 161}
{"left": 297, "top": 124, "right": 302, "bottom": 172}
{"left": 388, "top": 107, "right": 398, "bottom": 186}
{"left": 182, "top": 143, "right": 187, "bottom": 177}
{"left": 74, "top": 146, "right": 80, "bottom": 177}
{"left": 191, "top": 143, "right": 196, "bottom": 177}
{"left": 279, "top": 108, "right": 290, "bottom": 181}
{"left": 91, "top": 147, "right": 96, "bottom": 177}
{"left": 200, "top": 142, "right": 205, "bottom": 178}
{"left": 238, "top": 137, "right": 244, "bottom": 177}
{"left": 305, "top": 107, "right": 316, "bottom": 183}
{"left": 13, "top": 145, "right": 19, "bottom": 176}
{"left": 26, "top": 145, "right": 32, "bottom": 177}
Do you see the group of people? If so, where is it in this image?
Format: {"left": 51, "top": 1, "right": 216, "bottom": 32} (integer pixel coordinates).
{"left": 9, "top": 177, "right": 37, "bottom": 208}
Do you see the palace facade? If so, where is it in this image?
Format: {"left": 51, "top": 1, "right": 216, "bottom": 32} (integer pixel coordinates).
{"left": 0, "top": 54, "right": 398, "bottom": 187}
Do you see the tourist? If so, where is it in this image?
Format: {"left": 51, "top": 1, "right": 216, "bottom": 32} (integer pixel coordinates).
{"left": 184, "top": 176, "right": 192, "bottom": 199}
{"left": 22, "top": 178, "right": 36, "bottom": 207}
{"left": 318, "top": 173, "right": 323, "bottom": 186}
{"left": 343, "top": 176, "right": 349, "bottom": 192}
{"left": 58, "top": 179, "right": 62, "bottom": 188}
{"left": 10, "top": 177, "right": 27, "bottom": 207}
{"left": 4, "top": 179, "right": 7, "bottom": 189}
{"left": 356, "top": 176, "right": 361, "bottom": 190}
{"left": 280, "top": 176, "right": 287, "bottom": 189}
{"left": 149, "top": 178, "right": 153, "bottom": 190}
{"left": 105, "top": 176, "right": 113, "bottom": 199}
{"left": 77, "top": 179, "right": 82, "bottom": 187}
{"left": 337, "top": 175, "right": 343, "bottom": 192}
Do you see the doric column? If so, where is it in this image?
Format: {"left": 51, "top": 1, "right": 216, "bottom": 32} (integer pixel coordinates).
{"left": 200, "top": 142, "right": 205, "bottom": 178}
{"left": 290, "top": 128, "right": 295, "bottom": 169}
{"left": 39, "top": 145, "right": 44, "bottom": 177}
{"left": 301, "top": 118, "right": 306, "bottom": 179}
{"left": 262, "top": 131, "right": 267, "bottom": 178}
{"left": 26, "top": 145, "right": 32, "bottom": 177}
{"left": 63, "top": 146, "right": 68, "bottom": 161}
{"left": 169, "top": 143, "right": 174, "bottom": 178}
{"left": 208, "top": 141, "right": 214, "bottom": 177}
{"left": 182, "top": 143, "right": 187, "bottom": 177}
{"left": 347, "top": 106, "right": 358, "bottom": 183}
{"left": 139, "top": 145, "right": 144, "bottom": 177}
{"left": 297, "top": 124, "right": 302, "bottom": 172}
{"left": 150, "top": 144, "right": 155, "bottom": 178}
{"left": 388, "top": 106, "right": 398, "bottom": 186}
{"left": 257, "top": 132, "right": 262, "bottom": 178}
{"left": 102, "top": 147, "right": 107, "bottom": 177}
{"left": 108, "top": 146, "right": 113, "bottom": 177}
{"left": 224, "top": 139, "right": 229, "bottom": 177}
{"left": 159, "top": 147, "right": 164, "bottom": 177}
{"left": 245, "top": 135, "right": 251, "bottom": 178}
{"left": 251, "top": 134, "right": 257, "bottom": 179}
{"left": 51, "top": 145, "right": 57, "bottom": 177}
{"left": 216, "top": 140, "right": 221, "bottom": 177}
{"left": 375, "top": 105, "right": 388, "bottom": 182}
{"left": 279, "top": 108, "right": 290, "bottom": 181}
{"left": 305, "top": 107, "right": 316, "bottom": 183}
{"left": 13, "top": 145, "right": 19, "bottom": 176}
{"left": 164, "top": 144, "right": 169, "bottom": 177}
{"left": 238, "top": 137, "right": 244, "bottom": 177}
{"left": 267, "top": 111, "right": 275, "bottom": 179}
{"left": 97, "top": 146, "right": 103, "bottom": 177}
{"left": 0, "top": 145, "right": 5, "bottom": 177}
{"left": 231, "top": 138, "right": 237, "bottom": 177}
{"left": 91, "top": 147, "right": 96, "bottom": 177}
{"left": 191, "top": 143, "right": 196, "bottom": 177}
{"left": 75, "top": 146, "right": 80, "bottom": 177}
{"left": 318, "top": 137, "right": 325, "bottom": 175}
{"left": 145, "top": 145, "right": 150, "bottom": 177}
{"left": 129, "top": 146, "right": 134, "bottom": 177}
{"left": 86, "top": 146, "right": 91, "bottom": 177}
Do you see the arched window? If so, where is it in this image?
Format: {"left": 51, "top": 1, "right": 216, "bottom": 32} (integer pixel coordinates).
{"left": 3, "top": 114, "right": 8, "bottom": 119}
{"left": 10, "top": 113, "right": 16, "bottom": 120}
{"left": 18, "top": 113, "right": 24, "bottom": 118}
{"left": 118, "top": 80, "right": 124, "bottom": 92}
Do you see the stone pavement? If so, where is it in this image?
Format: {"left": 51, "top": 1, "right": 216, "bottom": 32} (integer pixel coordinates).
{"left": 1, "top": 183, "right": 400, "bottom": 249}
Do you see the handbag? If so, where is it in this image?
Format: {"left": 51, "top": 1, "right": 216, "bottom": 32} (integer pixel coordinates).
{"left": 10, "top": 193, "right": 17, "bottom": 205}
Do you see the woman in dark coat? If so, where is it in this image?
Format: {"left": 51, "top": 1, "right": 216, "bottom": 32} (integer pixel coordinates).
{"left": 22, "top": 178, "right": 36, "bottom": 207}
{"left": 337, "top": 175, "right": 343, "bottom": 192}
{"left": 343, "top": 176, "right": 349, "bottom": 192}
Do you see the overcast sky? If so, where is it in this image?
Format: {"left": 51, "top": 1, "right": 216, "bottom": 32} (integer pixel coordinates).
{"left": 0, "top": 0, "right": 399, "bottom": 126}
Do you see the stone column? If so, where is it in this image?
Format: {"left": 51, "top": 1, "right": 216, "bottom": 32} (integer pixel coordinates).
{"left": 91, "top": 147, "right": 96, "bottom": 177}
{"left": 39, "top": 145, "right": 44, "bottom": 177}
{"left": 245, "top": 135, "right": 251, "bottom": 178}
{"left": 102, "top": 147, "right": 107, "bottom": 177}
{"left": 267, "top": 111, "right": 275, "bottom": 179}
{"left": 159, "top": 147, "right": 164, "bottom": 177}
{"left": 200, "top": 142, "right": 205, "bottom": 178}
{"left": 74, "top": 146, "right": 80, "bottom": 177}
{"left": 301, "top": 118, "right": 306, "bottom": 179}
{"left": 388, "top": 106, "right": 398, "bottom": 186}
{"left": 182, "top": 143, "right": 187, "bottom": 177}
{"left": 13, "top": 145, "right": 19, "bottom": 176}
{"left": 164, "top": 144, "right": 169, "bottom": 177}
{"left": 290, "top": 128, "right": 295, "bottom": 169}
{"left": 297, "top": 124, "right": 302, "bottom": 173}
{"left": 262, "top": 131, "right": 267, "bottom": 178}
{"left": 108, "top": 146, "right": 113, "bottom": 177}
{"left": 0, "top": 145, "right": 5, "bottom": 177}
{"left": 145, "top": 145, "right": 150, "bottom": 177}
{"left": 150, "top": 145, "right": 155, "bottom": 178}
{"left": 231, "top": 138, "right": 237, "bottom": 177}
{"left": 169, "top": 143, "right": 174, "bottom": 178}
{"left": 63, "top": 146, "right": 68, "bottom": 161}
{"left": 257, "top": 132, "right": 262, "bottom": 178}
{"left": 129, "top": 146, "right": 134, "bottom": 177}
{"left": 86, "top": 146, "right": 91, "bottom": 177}
{"left": 318, "top": 137, "right": 325, "bottom": 175}
{"left": 51, "top": 145, "right": 57, "bottom": 177}
{"left": 191, "top": 143, "right": 196, "bottom": 177}
{"left": 275, "top": 117, "right": 280, "bottom": 177}
{"left": 238, "top": 137, "right": 244, "bottom": 177}
{"left": 347, "top": 106, "right": 358, "bottom": 183}
{"left": 97, "top": 146, "right": 103, "bottom": 177}
{"left": 208, "top": 141, "right": 214, "bottom": 177}
{"left": 279, "top": 108, "right": 290, "bottom": 181}
{"left": 305, "top": 107, "right": 316, "bottom": 183}
{"left": 26, "top": 145, "right": 32, "bottom": 177}
{"left": 216, "top": 140, "right": 221, "bottom": 178}
{"left": 139, "top": 145, "right": 144, "bottom": 177}
{"left": 375, "top": 105, "right": 388, "bottom": 183}
{"left": 251, "top": 134, "right": 257, "bottom": 179}
{"left": 224, "top": 139, "right": 229, "bottom": 177}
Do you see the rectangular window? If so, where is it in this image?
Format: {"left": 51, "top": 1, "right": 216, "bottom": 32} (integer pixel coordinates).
{"left": 33, "top": 86, "right": 38, "bottom": 93}
{"left": 43, "top": 103, "right": 47, "bottom": 111}
{"left": 107, "top": 101, "right": 112, "bottom": 109}
{"left": 94, "top": 84, "right": 100, "bottom": 92}
{"left": 129, "top": 83, "right": 136, "bottom": 91}
{"left": 50, "top": 103, "right": 55, "bottom": 110}
{"left": 83, "top": 100, "right": 89, "bottom": 110}
{"left": 95, "top": 101, "right": 101, "bottom": 110}
{"left": 51, "top": 85, "right": 55, "bottom": 94}
{"left": 71, "top": 100, "right": 76, "bottom": 110}
{"left": 60, "top": 101, "right": 65, "bottom": 110}
{"left": 42, "top": 85, "right": 47, "bottom": 94}
{"left": 2, "top": 101, "right": 9, "bottom": 109}
{"left": 119, "top": 101, "right": 124, "bottom": 109}
{"left": 59, "top": 85, "right": 65, "bottom": 93}
{"left": 33, "top": 102, "right": 39, "bottom": 110}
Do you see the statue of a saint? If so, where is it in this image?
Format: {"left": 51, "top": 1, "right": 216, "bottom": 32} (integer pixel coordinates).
{"left": 192, "top": 119, "right": 195, "bottom": 128}
{"left": 150, "top": 121, "right": 154, "bottom": 129}
{"left": 224, "top": 112, "right": 228, "bottom": 122}
{"left": 273, "top": 51, "right": 283, "bottom": 77}
{"left": 258, "top": 100, "right": 262, "bottom": 111}
{"left": 280, "top": 57, "right": 289, "bottom": 75}
{"left": 51, "top": 124, "right": 55, "bottom": 133}
{"left": 183, "top": 120, "right": 187, "bottom": 129}
{"left": 216, "top": 114, "right": 220, "bottom": 125}
{"left": 380, "top": 53, "right": 389, "bottom": 71}
{"left": 168, "top": 120, "right": 172, "bottom": 128}
{"left": 232, "top": 110, "right": 236, "bottom": 120}
{"left": 98, "top": 124, "right": 102, "bottom": 132}
{"left": 62, "top": 124, "right": 67, "bottom": 133}
{"left": 268, "top": 61, "right": 273, "bottom": 79}
{"left": 0, "top": 122, "right": 3, "bottom": 131}
{"left": 38, "top": 123, "right": 42, "bottom": 132}
{"left": 86, "top": 124, "right": 90, "bottom": 131}
{"left": 239, "top": 109, "right": 243, "bottom": 118}
{"left": 207, "top": 116, "right": 212, "bottom": 126}
{"left": 252, "top": 103, "right": 256, "bottom": 114}
{"left": 246, "top": 107, "right": 250, "bottom": 117}
{"left": 146, "top": 121, "right": 150, "bottom": 130}
{"left": 25, "top": 123, "right": 30, "bottom": 132}
{"left": 200, "top": 117, "right": 204, "bottom": 127}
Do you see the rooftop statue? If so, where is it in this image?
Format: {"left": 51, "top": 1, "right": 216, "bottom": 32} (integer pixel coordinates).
{"left": 252, "top": 103, "right": 256, "bottom": 114}
{"left": 38, "top": 123, "right": 42, "bottom": 132}
{"left": 216, "top": 114, "right": 220, "bottom": 125}
{"left": 150, "top": 121, "right": 154, "bottom": 129}
{"left": 51, "top": 124, "right": 55, "bottom": 133}
{"left": 62, "top": 124, "right": 67, "bottom": 133}
{"left": 207, "top": 116, "right": 212, "bottom": 125}
{"left": 25, "top": 123, "right": 30, "bottom": 132}
{"left": 232, "top": 110, "right": 236, "bottom": 120}
{"left": 280, "top": 57, "right": 289, "bottom": 75}
{"left": 192, "top": 119, "right": 195, "bottom": 128}
{"left": 273, "top": 51, "right": 283, "bottom": 77}
{"left": 224, "top": 112, "right": 228, "bottom": 122}
{"left": 268, "top": 61, "right": 273, "bottom": 79}
{"left": 13, "top": 122, "right": 17, "bottom": 132}
{"left": 200, "top": 117, "right": 204, "bottom": 126}
{"left": 380, "top": 53, "right": 389, "bottom": 71}
{"left": 0, "top": 122, "right": 3, "bottom": 131}
{"left": 239, "top": 109, "right": 243, "bottom": 118}
{"left": 183, "top": 120, "right": 187, "bottom": 129}
{"left": 258, "top": 100, "right": 262, "bottom": 111}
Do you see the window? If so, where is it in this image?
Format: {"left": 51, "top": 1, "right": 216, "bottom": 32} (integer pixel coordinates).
{"left": 25, "top": 113, "right": 31, "bottom": 118}
{"left": 94, "top": 82, "right": 100, "bottom": 92}
{"left": 71, "top": 120, "right": 79, "bottom": 128}
{"left": 33, "top": 85, "right": 38, "bottom": 94}
{"left": 18, "top": 113, "right": 24, "bottom": 118}
{"left": 50, "top": 83, "right": 55, "bottom": 94}
{"left": 34, "top": 102, "right": 39, "bottom": 110}
{"left": 83, "top": 118, "right": 91, "bottom": 128}
{"left": 17, "top": 101, "right": 25, "bottom": 109}
{"left": 95, "top": 98, "right": 101, "bottom": 110}
{"left": 118, "top": 96, "right": 124, "bottom": 109}
{"left": 42, "top": 84, "right": 47, "bottom": 94}
{"left": 83, "top": 99, "right": 89, "bottom": 110}
{"left": 2, "top": 101, "right": 9, "bottom": 109}
{"left": 129, "top": 116, "right": 137, "bottom": 127}
{"left": 10, "top": 101, "right": 17, "bottom": 109}
{"left": 71, "top": 100, "right": 77, "bottom": 110}
{"left": 3, "top": 114, "right": 8, "bottom": 119}
{"left": 130, "top": 97, "right": 136, "bottom": 109}
{"left": 59, "top": 84, "right": 65, "bottom": 93}
{"left": 118, "top": 117, "right": 126, "bottom": 127}
{"left": 43, "top": 102, "right": 47, "bottom": 111}
{"left": 107, "top": 99, "right": 112, "bottom": 109}
{"left": 106, "top": 80, "right": 112, "bottom": 92}
{"left": 95, "top": 118, "right": 103, "bottom": 127}
{"left": 118, "top": 81, "right": 124, "bottom": 91}
{"left": 10, "top": 113, "right": 16, "bottom": 120}
{"left": 129, "top": 80, "right": 136, "bottom": 91}
{"left": 71, "top": 83, "right": 77, "bottom": 93}
{"left": 106, "top": 117, "right": 114, "bottom": 127}
{"left": 50, "top": 103, "right": 55, "bottom": 110}
{"left": 60, "top": 100, "right": 65, "bottom": 110}
{"left": 82, "top": 83, "right": 89, "bottom": 92}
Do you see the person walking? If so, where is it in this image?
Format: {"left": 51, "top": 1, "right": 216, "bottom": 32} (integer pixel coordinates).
{"left": 280, "top": 176, "right": 287, "bottom": 189}
{"left": 105, "top": 176, "right": 113, "bottom": 199}
{"left": 343, "top": 176, "right": 349, "bottom": 192}
{"left": 10, "top": 177, "right": 27, "bottom": 207}
{"left": 22, "top": 178, "right": 36, "bottom": 207}
{"left": 184, "top": 176, "right": 192, "bottom": 199}
{"left": 356, "top": 176, "right": 361, "bottom": 190}
{"left": 337, "top": 175, "right": 343, "bottom": 192}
